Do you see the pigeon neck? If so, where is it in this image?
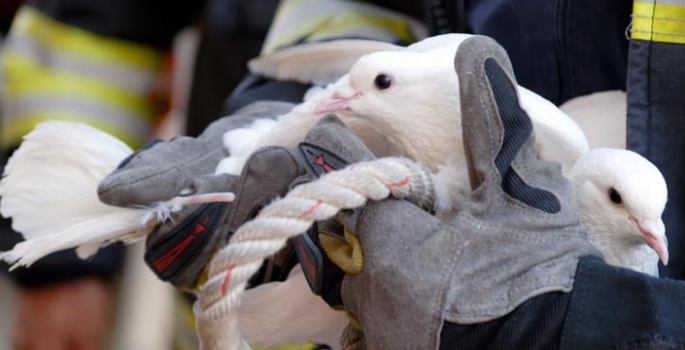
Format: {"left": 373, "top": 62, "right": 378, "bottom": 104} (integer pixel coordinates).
{"left": 598, "top": 237, "right": 659, "bottom": 276}
{"left": 382, "top": 113, "right": 463, "bottom": 173}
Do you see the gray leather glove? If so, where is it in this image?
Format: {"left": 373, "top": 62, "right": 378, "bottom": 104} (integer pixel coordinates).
{"left": 335, "top": 36, "right": 601, "bottom": 349}
{"left": 97, "top": 101, "right": 298, "bottom": 289}
{"left": 98, "top": 102, "right": 295, "bottom": 207}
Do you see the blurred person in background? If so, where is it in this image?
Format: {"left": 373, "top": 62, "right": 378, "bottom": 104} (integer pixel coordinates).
{"left": 0, "top": 0, "right": 312, "bottom": 349}
{"left": 0, "top": 0, "right": 195, "bottom": 349}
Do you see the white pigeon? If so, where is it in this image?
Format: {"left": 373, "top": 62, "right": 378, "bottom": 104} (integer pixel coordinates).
{"left": 560, "top": 90, "right": 627, "bottom": 149}
{"left": 559, "top": 89, "right": 668, "bottom": 275}
{"left": 219, "top": 34, "right": 588, "bottom": 212}
{"left": 568, "top": 148, "right": 668, "bottom": 276}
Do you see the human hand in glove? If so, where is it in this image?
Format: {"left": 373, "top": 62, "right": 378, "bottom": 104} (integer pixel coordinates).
{"left": 324, "top": 35, "right": 685, "bottom": 350}
{"left": 319, "top": 35, "right": 598, "bottom": 349}
{"left": 97, "top": 102, "right": 301, "bottom": 289}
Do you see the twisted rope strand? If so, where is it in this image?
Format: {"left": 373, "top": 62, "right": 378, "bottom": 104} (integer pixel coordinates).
{"left": 196, "top": 157, "right": 435, "bottom": 348}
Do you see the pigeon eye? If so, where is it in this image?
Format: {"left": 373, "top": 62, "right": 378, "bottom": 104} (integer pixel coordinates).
{"left": 609, "top": 188, "right": 623, "bottom": 205}
{"left": 374, "top": 74, "right": 392, "bottom": 90}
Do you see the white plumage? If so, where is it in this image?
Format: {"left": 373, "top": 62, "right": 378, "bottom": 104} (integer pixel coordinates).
{"left": 0, "top": 122, "right": 232, "bottom": 268}
{"left": 568, "top": 148, "right": 668, "bottom": 276}
{"left": 0, "top": 122, "right": 150, "bottom": 266}
{"left": 238, "top": 266, "right": 348, "bottom": 349}
{"left": 560, "top": 90, "right": 627, "bottom": 149}
{"left": 560, "top": 89, "right": 667, "bottom": 275}
{"left": 221, "top": 34, "right": 589, "bottom": 212}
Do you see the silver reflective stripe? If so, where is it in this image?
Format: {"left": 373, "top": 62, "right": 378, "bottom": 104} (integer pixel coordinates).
{"left": 5, "top": 33, "right": 157, "bottom": 94}
{"left": 4, "top": 95, "right": 151, "bottom": 139}
{"left": 653, "top": 0, "right": 685, "bottom": 6}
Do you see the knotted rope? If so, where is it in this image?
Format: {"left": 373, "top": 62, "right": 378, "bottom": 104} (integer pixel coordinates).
{"left": 194, "top": 157, "right": 436, "bottom": 349}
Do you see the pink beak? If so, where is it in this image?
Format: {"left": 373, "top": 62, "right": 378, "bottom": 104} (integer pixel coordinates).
{"left": 633, "top": 217, "right": 669, "bottom": 265}
{"left": 314, "top": 92, "right": 361, "bottom": 115}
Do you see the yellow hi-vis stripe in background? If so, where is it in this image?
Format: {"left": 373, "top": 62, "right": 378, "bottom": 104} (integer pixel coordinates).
{"left": 632, "top": 1, "right": 685, "bottom": 44}
{"left": 11, "top": 7, "right": 162, "bottom": 70}
{"left": 1, "top": 7, "right": 163, "bottom": 149}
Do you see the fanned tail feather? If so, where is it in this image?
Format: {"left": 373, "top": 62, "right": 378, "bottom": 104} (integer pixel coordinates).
{"left": 0, "top": 122, "right": 235, "bottom": 268}
{"left": 0, "top": 122, "right": 167, "bottom": 268}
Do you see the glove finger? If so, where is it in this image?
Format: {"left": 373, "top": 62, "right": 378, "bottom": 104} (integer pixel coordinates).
{"left": 302, "top": 115, "right": 376, "bottom": 166}
{"left": 456, "top": 36, "right": 566, "bottom": 216}
{"left": 193, "top": 173, "right": 238, "bottom": 194}
{"left": 98, "top": 136, "right": 227, "bottom": 207}
{"left": 98, "top": 108, "right": 278, "bottom": 208}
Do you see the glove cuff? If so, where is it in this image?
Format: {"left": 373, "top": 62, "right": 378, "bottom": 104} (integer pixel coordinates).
{"left": 144, "top": 202, "right": 231, "bottom": 289}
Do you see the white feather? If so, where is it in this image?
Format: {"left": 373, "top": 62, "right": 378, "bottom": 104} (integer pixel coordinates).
{"left": 239, "top": 266, "right": 347, "bottom": 349}
{"left": 0, "top": 122, "right": 147, "bottom": 266}
{"left": 217, "top": 118, "right": 280, "bottom": 175}
{"left": 431, "top": 158, "right": 470, "bottom": 220}
{"left": 0, "top": 122, "right": 231, "bottom": 268}
{"left": 560, "top": 90, "right": 627, "bottom": 149}
{"left": 519, "top": 87, "right": 590, "bottom": 173}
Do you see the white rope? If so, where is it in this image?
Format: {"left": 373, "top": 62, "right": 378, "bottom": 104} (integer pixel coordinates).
{"left": 194, "top": 157, "right": 435, "bottom": 349}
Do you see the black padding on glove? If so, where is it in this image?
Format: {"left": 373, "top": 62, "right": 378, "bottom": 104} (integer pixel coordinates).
{"left": 293, "top": 223, "right": 345, "bottom": 307}
{"left": 144, "top": 202, "right": 230, "bottom": 283}
{"left": 291, "top": 140, "right": 351, "bottom": 307}
{"left": 485, "top": 58, "right": 561, "bottom": 214}
{"left": 440, "top": 292, "right": 569, "bottom": 350}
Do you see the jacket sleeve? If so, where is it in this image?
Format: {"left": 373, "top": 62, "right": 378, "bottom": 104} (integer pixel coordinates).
{"left": 626, "top": 0, "right": 685, "bottom": 279}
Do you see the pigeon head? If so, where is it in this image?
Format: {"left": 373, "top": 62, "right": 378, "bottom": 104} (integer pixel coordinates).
{"left": 314, "top": 48, "right": 463, "bottom": 170}
{"left": 568, "top": 148, "right": 669, "bottom": 266}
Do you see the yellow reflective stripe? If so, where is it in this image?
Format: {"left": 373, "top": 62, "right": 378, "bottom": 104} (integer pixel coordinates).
{"left": 306, "top": 11, "right": 416, "bottom": 44}
{"left": 7, "top": 33, "right": 157, "bottom": 94}
{"left": 2, "top": 113, "right": 144, "bottom": 149}
{"left": 632, "top": 2, "right": 685, "bottom": 44}
{"left": 3, "top": 52, "right": 155, "bottom": 120}
{"left": 11, "top": 7, "right": 163, "bottom": 70}
{"left": 268, "top": 11, "right": 415, "bottom": 52}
